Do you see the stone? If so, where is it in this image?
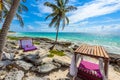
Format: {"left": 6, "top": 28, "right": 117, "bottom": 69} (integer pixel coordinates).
{"left": 53, "top": 59, "right": 70, "bottom": 67}
{"left": 72, "top": 45, "right": 79, "bottom": 50}
{"left": 23, "top": 54, "right": 42, "bottom": 66}
{"left": 0, "top": 60, "right": 12, "bottom": 68}
{"left": 114, "top": 65, "right": 120, "bottom": 73}
{"left": 56, "top": 78, "right": 70, "bottom": 80}
{"left": 4, "top": 68, "right": 24, "bottom": 80}
{"left": 23, "top": 76, "right": 49, "bottom": 80}
{"left": 31, "top": 63, "right": 57, "bottom": 73}
{"left": 15, "top": 60, "right": 33, "bottom": 71}
{"left": 116, "top": 58, "right": 120, "bottom": 67}
{"left": 2, "top": 52, "right": 14, "bottom": 60}
{"left": 0, "top": 70, "right": 7, "bottom": 80}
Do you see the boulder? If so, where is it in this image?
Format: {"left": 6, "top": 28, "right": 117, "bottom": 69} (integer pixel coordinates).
{"left": 116, "top": 58, "right": 120, "bottom": 67}
{"left": 23, "top": 54, "right": 42, "bottom": 66}
{"left": 72, "top": 45, "right": 79, "bottom": 50}
{"left": 0, "top": 70, "right": 7, "bottom": 80}
{"left": 57, "top": 42, "right": 72, "bottom": 47}
{"left": 14, "top": 60, "right": 33, "bottom": 71}
{"left": 109, "top": 53, "right": 120, "bottom": 66}
{"left": 31, "top": 63, "right": 57, "bottom": 73}
{"left": 114, "top": 65, "right": 120, "bottom": 73}
{"left": 53, "top": 59, "right": 70, "bottom": 67}
{"left": 0, "top": 60, "right": 12, "bottom": 68}
{"left": 2, "top": 52, "right": 14, "bottom": 60}
{"left": 56, "top": 78, "right": 71, "bottom": 80}
{"left": 4, "top": 68, "right": 24, "bottom": 80}
{"left": 23, "top": 76, "right": 49, "bottom": 80}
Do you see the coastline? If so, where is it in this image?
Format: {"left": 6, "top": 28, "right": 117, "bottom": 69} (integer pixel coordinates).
{"left": 1, "top": 34, "right": 119, "bottom": 80}
{"left": 8, "top": 32, "right": 120, "bottom": 55}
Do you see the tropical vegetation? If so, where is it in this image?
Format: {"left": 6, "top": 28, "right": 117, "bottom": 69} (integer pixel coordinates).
{"left": 48, "top": 50, "right": 65, "bottom": 57}
{"left": 44, "top": 0, "right": 77, "bottom": 50}
{"left": 0, "top": 0, "right": 28, "bottom": 60}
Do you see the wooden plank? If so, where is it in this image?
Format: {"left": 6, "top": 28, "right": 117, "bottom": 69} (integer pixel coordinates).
{"left": 82, "top": 45, "right": 88, "bottom": 54}
{"left": 79, "top": 44, "right": 87, "bottom": 53}
{"left": 96, "top": 46, "right": 99, "bottom": 56}
{"left": 90, "top": 46, "right": 94, "bottom": 55}
{"left": 84, "top": 46, "right": 89, "bottom": 54}
{"left": 99, "top": 46, "right": 104, "bottom": 57}
{"left": 75, "top": 44, "right": 84, "bottom": 52}
{"left": 93, "top": 46, "right": 97, "bottom": 56}
{"left": 86, "top": 46, "right": 91, "bottom": 54}
{"left": 101, "top": 47, "right": 109, "bottom": 58}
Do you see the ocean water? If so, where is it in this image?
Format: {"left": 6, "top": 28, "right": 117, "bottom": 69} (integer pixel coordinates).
{"left": 13, "top": 32, "right": 120, "bottom": 54}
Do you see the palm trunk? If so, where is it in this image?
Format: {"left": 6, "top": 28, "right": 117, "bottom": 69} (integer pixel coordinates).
{"left": 50, "top": 26, "right": 59, "bottom": 50}
{"left": 0, "top": 0, "right": 20, "bottom": 60}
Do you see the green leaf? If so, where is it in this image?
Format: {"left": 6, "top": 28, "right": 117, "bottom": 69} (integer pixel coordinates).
{"left": 16, "top": 13, "right": 24, "bottom": 27}
{"left": 22, "top": 0, "right": 26, "bottom": 3}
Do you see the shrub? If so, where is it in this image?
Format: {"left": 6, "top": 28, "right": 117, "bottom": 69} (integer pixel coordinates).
{"left": 48, "top": 50, "right": 65, "bottom": 58}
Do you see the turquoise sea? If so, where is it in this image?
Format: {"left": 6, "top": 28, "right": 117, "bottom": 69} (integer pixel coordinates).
{"left": 13, "top": 32, "right": 120, "bottom": 54}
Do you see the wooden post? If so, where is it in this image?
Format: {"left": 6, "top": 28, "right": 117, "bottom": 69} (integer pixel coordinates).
{"left": 75, "top": 53, "right": 77, "bottom": 66}
{"left": 104, "top": 59, "right": 109, "bottom": 78}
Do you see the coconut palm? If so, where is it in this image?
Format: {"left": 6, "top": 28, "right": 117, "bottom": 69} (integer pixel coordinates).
{"left": 0, "top": 0, "right": 28, "bottom": 26}
{"left": 44, "top": 0, "right": 77, "bottom": 49}
{"left": 0, "top": 0, "right": 27, "bottom": 60}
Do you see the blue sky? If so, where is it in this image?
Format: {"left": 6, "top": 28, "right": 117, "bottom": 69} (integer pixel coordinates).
{"left": 1, "top": 0, "right": 120, "bottom": 33}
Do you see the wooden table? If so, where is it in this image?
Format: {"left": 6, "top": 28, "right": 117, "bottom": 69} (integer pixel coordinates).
{"left": 74, "top": 44, "right": 109, "bottom": 77}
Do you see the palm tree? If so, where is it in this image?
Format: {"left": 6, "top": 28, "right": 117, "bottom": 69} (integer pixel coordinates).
{"left": 44, "top": 0, "right": 77, "bottom": 49}
{"left": 0, "top": 0, "right": 27, "bottom": 60}
{"left": 0, "top": 0, "right": 28, "bottom": 26}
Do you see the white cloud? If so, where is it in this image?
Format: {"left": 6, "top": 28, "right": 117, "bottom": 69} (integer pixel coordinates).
{"left": 28, "top": 25, "right": 34, "bottom": 30}
{"left": 69, "top": 0, "right": 120, "bottom": 24}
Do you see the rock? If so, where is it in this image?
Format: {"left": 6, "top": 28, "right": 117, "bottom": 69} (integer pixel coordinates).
{"left": 53, "top": 59, "right": 70, "bottom": 67}
{"left": 5, "top": 68, "right": 24, "bottom": 80}
{"left": 114, "top": 65, "right": 120, "bottom": 73}
{"left": 15, "top": 60, "right": 33, "bottom": 71}
{"left": 109, "top": 53, "right": 120, "bottom": 67}
{"left": 72, "top": 45, "right": 79, "bottom": 50}
{"left": 56, "top": 78, "right": 70, "bottom": 80}
{"left": 2, "top": 52, "right": 14, "bottom": 60}
{"left": 23, "top": 76, "right": 49, "bottom": 80}
{"left": 116, "top": 58, "right": 120, "bottom": 67}
{"left": 0, "top": 70, "right": 7, "bottom": 80}
{"left": 23, "top": 54, "right": 42, "bottom": 66}
{"left": 55, "top": 45, "right": 65, "bottom": 51}
{"left": 57, "top": 42, "right": 72, "bottom": 47}
{"left": 0, "top": 60, "right": 12, "bottom": 68}
{"left": 31, "top": 63, "right": 57, "bottom": 73}
{"left": 14, "top": 50, "right": 19, "bottom": 54}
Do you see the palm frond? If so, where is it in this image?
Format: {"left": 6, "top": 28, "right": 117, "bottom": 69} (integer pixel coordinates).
{"left": 16, "top": 13, "right": 24, "bottom": 27}
{"left": 44, "top": 2, "right": 58, "bottom": 11}
{"left": 65, "top": 16, "right": 69, "bottom": 25}
{"left": 62, "top": 18, "right": 65, "bottom": 30}
{"left": 64, "top": 0, "right": 69, "bottom": 5}
{"left": 55, "top": 0, "right": 64, "bottom": 8}
{"left": 0, "top": 11, "right": 2, "bottom": 22}
{"left": 45, "top": 13, "right": 56, "bottom": 20}
{"left": 22, "top": 0, "right": 26, "bottom": 3}
{"left": 18, "top": 4, "right": 28, "bottom": 13}
{"left": 49, "top": 15, "right": 58, "bottom": 27}
{"left": 66, "top": 6, "right": 77, "bottom": 12}
{"left": 54, "top": 17, "right": 61, "bottom": 30}
{"left": 20, "top": 4, "right": 28, "bottom": 12}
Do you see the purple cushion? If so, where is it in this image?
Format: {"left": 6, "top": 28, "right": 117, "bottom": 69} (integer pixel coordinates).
{"left": 23, "top": 46, "right": 37, "bottom": 51}
{"left": 78, "top": 60, "right": 102, "bottom": 78}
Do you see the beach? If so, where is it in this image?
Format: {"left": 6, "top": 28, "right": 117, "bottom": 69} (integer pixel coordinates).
{"left": 13, "top": 32, "right": 120, "bottom": 55}
{"left": 0, "top": 32, "right": 120, "bottom": 80}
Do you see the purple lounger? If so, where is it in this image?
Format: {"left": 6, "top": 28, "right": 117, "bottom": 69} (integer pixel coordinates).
{"left": 23, "top": 46, "right": 37, "bottom": 52}
{"left": 19, "top": 38, "right": 37, "bottom": 52}
{"left": 77, "top": 60, "right": 102, "bottom": 80}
